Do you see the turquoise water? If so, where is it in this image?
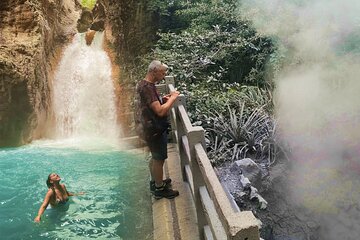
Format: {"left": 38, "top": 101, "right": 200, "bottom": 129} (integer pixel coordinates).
{"left": 0, "top": 140, "right": 152, "bottom": 239}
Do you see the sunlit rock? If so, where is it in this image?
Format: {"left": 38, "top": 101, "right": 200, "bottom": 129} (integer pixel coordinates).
{"left": 85, "top": 30, "right": 96, "bottom": 45}
{"left": 0, "top": 0, "right": 80, "bottom": 146}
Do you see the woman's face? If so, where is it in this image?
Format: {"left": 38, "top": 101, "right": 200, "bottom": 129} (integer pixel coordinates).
{"left": 49, "top": 173, "right": 61, "bottom": 183}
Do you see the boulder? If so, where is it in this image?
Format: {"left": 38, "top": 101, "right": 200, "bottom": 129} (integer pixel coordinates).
{"left": 85, "top": 30, "right": 96, "bottom": 45}
{"left": 77, "top": 9, "right": 93, "bottom": 32}
{"left": 90, "top": 20, "right": 105, "bottom": 31}
{"left": 230, "top": 158, "right": 262, "bottom": 188}
{"left": 76, "top": 2, "right": 106, "bottom": 33}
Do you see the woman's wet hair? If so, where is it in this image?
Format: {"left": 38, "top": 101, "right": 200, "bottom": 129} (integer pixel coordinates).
{"left": 46, "top": 173, "right": 53, "bottom": 188}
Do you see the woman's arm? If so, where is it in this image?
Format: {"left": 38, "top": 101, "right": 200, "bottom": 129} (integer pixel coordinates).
{"left": 34, "top": 190, "right": 52, "bottom": 222}
{"left": 69, "top": 192, "right": 85, "bottom": 196}
{"left": 63, "top": 184, "right": 84, "bottom": 196}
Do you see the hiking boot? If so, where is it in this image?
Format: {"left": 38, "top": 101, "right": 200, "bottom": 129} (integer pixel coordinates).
{"left": 150, "top": 178, "right": 172, "bottom": 193}
{"left": 154, "top": 184, "right": 179, "bottom": 200}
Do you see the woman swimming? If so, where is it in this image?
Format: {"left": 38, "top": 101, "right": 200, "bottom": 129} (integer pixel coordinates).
{"left": 34, "top": 173, "right": 84, "bottom": 222}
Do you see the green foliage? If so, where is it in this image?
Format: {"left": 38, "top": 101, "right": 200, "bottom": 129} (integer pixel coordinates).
{"left": 155, "top": 28, "right": 272, "bottom": 88}
{"left": 207, "top": 102, "right": 276, "bottom": 165}
{"left": 80, "top": 0, "right": 97, "bottom": 9}
{"left": 123, "top": 0, "right": 281, "bottom": 165}
{"left": 186, "top": 85, "right": 273, "bottom": 125}
{"left": 152, "top": 1, "right": 274, "bottom": 91}
{"left": 176, "top": 1, "right": 239, "bottom": 30}
{"left": 147, "top": 0, "right": 173, "bottom": 15}
{"left": 185, "top": 85, "right": 277, "bottom": 165}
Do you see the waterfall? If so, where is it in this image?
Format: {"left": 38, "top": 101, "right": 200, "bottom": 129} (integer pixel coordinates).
{"left": 53, "top": 32, "right": 119, "bottom": 141}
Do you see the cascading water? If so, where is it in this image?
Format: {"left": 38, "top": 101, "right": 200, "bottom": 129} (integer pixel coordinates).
{"left": 53, "top": 32, "right": 119, "bottom": 142}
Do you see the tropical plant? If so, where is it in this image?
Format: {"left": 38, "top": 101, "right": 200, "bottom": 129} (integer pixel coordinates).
{"left": 186, "top": 84, "right": 273, "bottom": 127}
{"left": 154, "top": 25, "right": 273, "bottom": 91}
{"left": 206, "top": 133, "right": 233, "bottom": 164}
{"left": 207, "top": 102, "right": 276, "bottom": 164}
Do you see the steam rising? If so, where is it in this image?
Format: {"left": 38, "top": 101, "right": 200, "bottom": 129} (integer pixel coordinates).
{"left": 239, "top": 0, "right": 360, "bottom": 239}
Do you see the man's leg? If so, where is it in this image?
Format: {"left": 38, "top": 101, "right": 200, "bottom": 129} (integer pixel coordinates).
{"left": 148, "top": 133, "right": 179, "bottom": 199}
{"left": 149, "top": 158, "right": 154, "bottom": 181}
{"left": 149, "top": 158, "right": 172, "bottom": 193}
{"left": 152, "top": 158, "right": 179, "bottom": 199}
{"left": 152, "top": 159, "right": 165, "bottom": 187}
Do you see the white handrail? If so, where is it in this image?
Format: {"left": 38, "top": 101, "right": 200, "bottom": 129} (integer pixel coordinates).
{"left": 158, "top": 76, "right": 260, "bottom": 240}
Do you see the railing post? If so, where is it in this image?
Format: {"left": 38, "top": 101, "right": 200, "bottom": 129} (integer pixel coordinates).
{"left": 175, "top": 96, "right": 188, "bottom": 181}
{"left": 165, "top": 75, "right": 175, "bottom": 87}
{"left": 171, "top": 95, "right": 186, "bottom": 143}
{"left": 188, "top": 127, "right": 207, "bottom": 239}
{"left": 166, "top": 76, "right": 183, "bottom": 143}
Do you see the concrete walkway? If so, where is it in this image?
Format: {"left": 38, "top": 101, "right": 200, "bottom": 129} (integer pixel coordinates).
{"left": 152, "top": 143, "right": 200, "bottom": 240}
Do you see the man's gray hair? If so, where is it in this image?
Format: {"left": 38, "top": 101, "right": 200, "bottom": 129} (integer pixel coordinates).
{"left": 148, "top": 60, "right": 168, "bottom": 73}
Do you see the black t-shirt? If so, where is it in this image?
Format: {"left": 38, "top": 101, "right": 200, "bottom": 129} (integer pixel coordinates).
{"left": 136, "top": 80, "right": 160, "bottom": 122}
{"left": 135, "top": 80, "right": 168, "bottom": 139}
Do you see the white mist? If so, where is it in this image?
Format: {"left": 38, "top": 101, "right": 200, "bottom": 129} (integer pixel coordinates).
{"left": 239, "top": 0, "right": 360, "bottom": 239}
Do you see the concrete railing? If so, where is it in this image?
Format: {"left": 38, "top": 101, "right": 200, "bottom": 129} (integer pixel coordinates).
{"left": 157, "top": 76, "right": 260, "bottom": 240}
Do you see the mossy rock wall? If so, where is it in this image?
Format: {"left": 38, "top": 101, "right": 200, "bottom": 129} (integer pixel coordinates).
{"left": 100, "top": 0, "right": 158, "bottom": 67}
{"left": 99, "top": 0, "right": 159, "bottom": 136}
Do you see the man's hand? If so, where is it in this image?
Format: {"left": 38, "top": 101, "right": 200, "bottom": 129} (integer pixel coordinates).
{"left": 170, "top": 91, "right": 180, "bottom": 98}
{"left": 163, "top": 91, "right": 179, "bottom": 103}
{"left": 162, "top": 94, "right": 171, "bottom": 103}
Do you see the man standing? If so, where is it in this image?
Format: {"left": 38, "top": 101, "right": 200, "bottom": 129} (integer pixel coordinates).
{"left": 136, "top": 60, "right": 180, "bottom": 199}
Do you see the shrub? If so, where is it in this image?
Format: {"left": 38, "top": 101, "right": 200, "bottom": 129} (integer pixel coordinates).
{"left": 154, "top": 26, "right": 273, "bottom": 91}
{"left": 206, "top": 102, "right": 277, "bottom": 165}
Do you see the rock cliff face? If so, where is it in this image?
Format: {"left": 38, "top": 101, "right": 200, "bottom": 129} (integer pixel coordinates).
{"left": 99, "top": 0, "right": 159, "bottom": 136}
{"left": 0, "top": 0, "right": 80, "bottom": 146}
{"left": 100, "top": 0, "right": 158, "bottom": 64}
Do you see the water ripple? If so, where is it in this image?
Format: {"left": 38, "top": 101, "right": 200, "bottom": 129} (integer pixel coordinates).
{"left": 0, "top": 143, "right": 152, "bottom": 239}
